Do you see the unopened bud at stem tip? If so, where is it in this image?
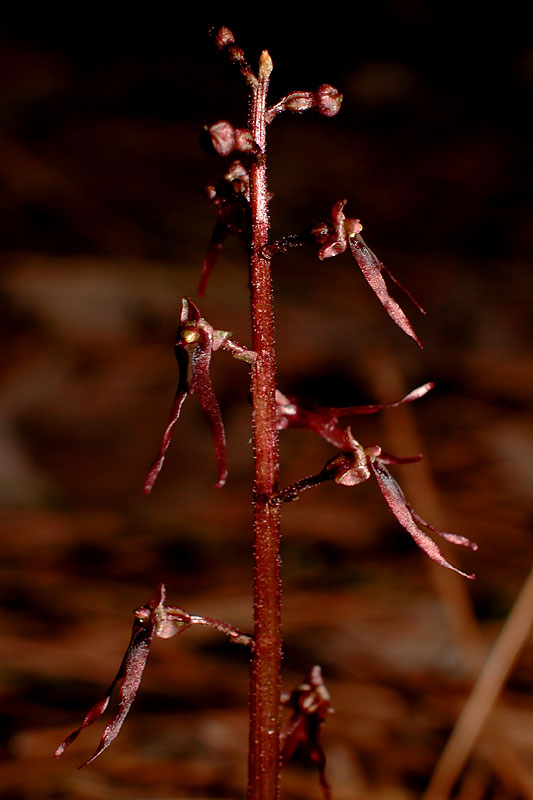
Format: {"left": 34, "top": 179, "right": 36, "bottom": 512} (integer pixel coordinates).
{"left": 213, "top": 26, "right": 235, "bottom": 49}
{"left": 259, "top": 50, "right": 273, "bottom": 79}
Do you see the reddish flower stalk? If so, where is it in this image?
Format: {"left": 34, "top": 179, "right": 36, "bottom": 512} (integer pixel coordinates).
{"left": 246, "top": 48, "right": 283, "bottom": 800}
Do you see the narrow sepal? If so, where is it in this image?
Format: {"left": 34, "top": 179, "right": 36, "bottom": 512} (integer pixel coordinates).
{"left": 329, "top": 381, "right": 433, "bottom": 417}
{"left": 276, "top": 382, "right": 433, "bottom": 450}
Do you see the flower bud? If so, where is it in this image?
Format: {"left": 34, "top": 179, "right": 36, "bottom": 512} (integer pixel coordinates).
{"left": 234, "top": 128, "right": 256, "bottom": 153}
{"left": 203, "top": 121, "right": 236, "bottom": 157}
{"left": 202, "top": 122, "right": 256, "bottom": 158}
{"left": 212, "top": 26, "right": 235, "bottom": 50}
{"left": 259, "top": 49, "right": 273, "bottom": 79}
{"left": 314, "top": 84, "right": 343, "bottom": 117}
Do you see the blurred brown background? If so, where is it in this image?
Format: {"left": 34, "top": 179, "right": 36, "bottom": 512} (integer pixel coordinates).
{"left": 1, "top": 6, "right": 532, "bottom": 799}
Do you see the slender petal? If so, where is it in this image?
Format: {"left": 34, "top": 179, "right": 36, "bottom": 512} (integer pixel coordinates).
{"left": 370, "top": 460, "right": 476, "bottom": 579}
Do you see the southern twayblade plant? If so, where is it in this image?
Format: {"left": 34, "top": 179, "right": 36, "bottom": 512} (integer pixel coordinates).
{"left": 56, "top": 25, "right": 476, "bottom": 800}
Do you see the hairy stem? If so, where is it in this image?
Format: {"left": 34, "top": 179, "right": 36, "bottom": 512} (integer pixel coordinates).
{"left": 247, "top": 50, "right": 282, "bottom": 800}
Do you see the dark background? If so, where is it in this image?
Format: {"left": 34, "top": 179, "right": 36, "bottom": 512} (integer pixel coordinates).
{"left": 1, "top": 6, "right": 532, "bottom": 799}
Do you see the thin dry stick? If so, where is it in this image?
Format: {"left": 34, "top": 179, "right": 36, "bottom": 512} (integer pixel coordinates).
{"left": 422, "top": 564, "right": 533, "bottom": 800}
{"left": 247, "top": 51, "right": 283, "bottom": 800}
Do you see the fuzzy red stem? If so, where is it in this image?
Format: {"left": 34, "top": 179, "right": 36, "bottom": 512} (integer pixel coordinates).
{"left": 247, "top": 52, "right": 282, "bottom": 800}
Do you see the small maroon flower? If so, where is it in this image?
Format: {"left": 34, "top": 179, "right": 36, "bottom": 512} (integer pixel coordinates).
{"left": 275, "top": 389, "right": 477, "bottom": 578}
{"left": 281, "top": 665, "right": 333, "bottom": 800}
{"left": 55, "top": 583, "right": 251, "bottom": 767}
{"left": 310, "top": 200, "right": 426, "bottom": 347}
{"left": 144, "top": 298, "right": 228, "bottom": 493}
{"left": 54, "top": 585, "right": 166, "bottom": 767}
{"left": 327, "top": 428, "right": 477, "bottom": 578}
